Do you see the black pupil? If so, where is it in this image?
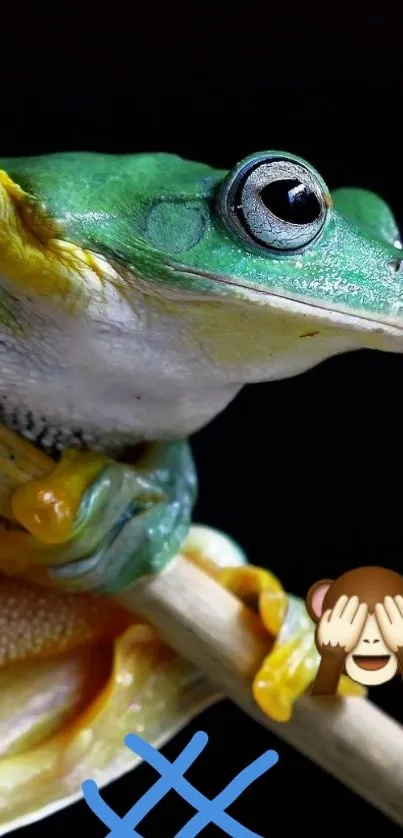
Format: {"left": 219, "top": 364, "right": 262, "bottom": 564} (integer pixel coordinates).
{"left": 260, "top": 178, "right": 321, "bottom": 224}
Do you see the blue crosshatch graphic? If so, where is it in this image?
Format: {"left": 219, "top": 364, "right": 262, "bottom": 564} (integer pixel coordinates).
{"left": 82, "top": 730, "right": 279, "bottom": 837}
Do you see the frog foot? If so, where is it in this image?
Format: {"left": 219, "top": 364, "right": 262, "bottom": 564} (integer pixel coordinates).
{"left": 0, "top": 434, "right": 197, "bottom": 595}
{"left": 180, "top": 527, "right": 366, "bottom": 723}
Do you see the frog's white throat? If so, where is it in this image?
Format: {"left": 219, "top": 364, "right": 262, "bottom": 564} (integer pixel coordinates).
{"left": 0, "top": 275, "right": 401, "bottom": 453}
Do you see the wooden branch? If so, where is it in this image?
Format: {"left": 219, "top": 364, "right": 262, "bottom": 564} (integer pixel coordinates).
{"left": 117, "top": 553, "right": 403, "bottom": 828}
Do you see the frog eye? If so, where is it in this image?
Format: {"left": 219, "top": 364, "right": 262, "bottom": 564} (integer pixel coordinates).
{"left": 217, "top": 153, "right": 331, "bottom": 255}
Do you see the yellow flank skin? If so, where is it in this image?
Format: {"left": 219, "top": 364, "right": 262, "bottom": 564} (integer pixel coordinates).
{"left": 0, "top": 171, "right": 109, "bottom": 310}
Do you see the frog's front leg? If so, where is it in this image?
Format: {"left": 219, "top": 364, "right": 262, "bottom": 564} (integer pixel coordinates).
{"left": 2, "top": 439, "right": 197, "bottom": 595}
{"left": 53, "top": 440, "right": 197, "bottom": 594}
{"left": 50, "top": 440, "right": 199, "bottom": 594}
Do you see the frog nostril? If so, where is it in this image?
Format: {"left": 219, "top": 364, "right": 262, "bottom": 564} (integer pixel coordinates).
{"left": 389, "top": 257, "right": 403, "bottom": 274}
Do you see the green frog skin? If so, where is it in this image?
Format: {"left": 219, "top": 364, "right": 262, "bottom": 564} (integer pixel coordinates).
{"left": 0, "top": 149, "right": 402, "bottom": 593}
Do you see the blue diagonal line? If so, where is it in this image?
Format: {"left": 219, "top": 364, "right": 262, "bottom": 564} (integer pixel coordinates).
{"left": 174, "top": 749, "right": 279, "bottom": 838}
{"left": 82, "top": 779, "right": 122, "bottom": 832}
{"left": 172, "top": 778, "right": 255, "bottom": 838}
{"left": 82, "top": 731, "right": 207, "bottom": 838}
{"left": 214, "top": 749, "right": 279, "bottom": 808}
{"left": 116, "top": 731, "right": 207, "bottom": 829}
{"left": 124, "top": 731, "right": 205, "bottom": 775}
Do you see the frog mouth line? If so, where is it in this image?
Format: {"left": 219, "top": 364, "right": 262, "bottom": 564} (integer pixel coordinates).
{"left": 169, "top": 264, "right": 403, "bottom": 341}
{"left": 352, "top": 655, "right": 391, "bottom": 671}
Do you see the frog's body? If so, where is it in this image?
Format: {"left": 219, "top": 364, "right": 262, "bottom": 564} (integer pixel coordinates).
{"left": 0, "top": 150, "right": 401, "bottom": 832}
{"left": 0, "top": 151, "right": 402, "bottom": 454}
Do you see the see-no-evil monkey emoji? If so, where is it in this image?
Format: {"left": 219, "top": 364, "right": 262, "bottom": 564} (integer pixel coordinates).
{"left": 306, "top": 567, "right": 403, "bottom": 695}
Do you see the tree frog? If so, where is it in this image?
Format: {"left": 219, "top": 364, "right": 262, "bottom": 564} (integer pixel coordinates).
{"left": 0, "top": 149, "right": 400, "bottom": 831}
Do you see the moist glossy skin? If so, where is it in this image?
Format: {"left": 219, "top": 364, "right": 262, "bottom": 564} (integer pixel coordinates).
{"left": 0, "top": 150, "right": 402, "bottom": 453}
{"left": 0, "top": 151, "right": 401, "bottom": 830}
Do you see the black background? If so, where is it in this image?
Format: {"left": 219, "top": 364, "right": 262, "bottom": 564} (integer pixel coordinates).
{"left": 2, "top": 3, "right": 403, "bottom": 836}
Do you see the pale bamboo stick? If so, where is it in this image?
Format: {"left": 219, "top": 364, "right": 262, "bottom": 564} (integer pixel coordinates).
{"left": 117, "top": 553, "right": 403, "bottom": 829}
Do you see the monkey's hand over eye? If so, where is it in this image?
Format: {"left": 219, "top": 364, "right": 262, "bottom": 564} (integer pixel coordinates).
{"left": 318, "top": 595, "right": 368, "bottom": 652}
{"left": 375, "top": 595, "right": 403, "bottom": 652}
